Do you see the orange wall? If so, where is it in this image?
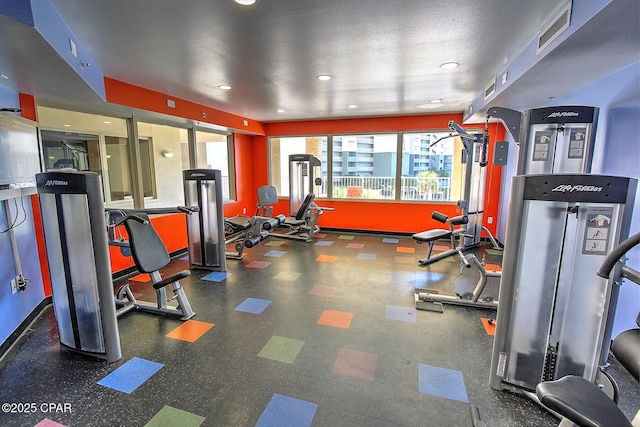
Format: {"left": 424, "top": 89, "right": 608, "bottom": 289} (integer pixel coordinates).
{"left": 110, "top": 214, "right": 188, "bottom": 274}
{"left": 252, "top": 115, "right": 505, "bottom": 235}
{"left": 104, "top": 78, "right": 266, "bottom": 135}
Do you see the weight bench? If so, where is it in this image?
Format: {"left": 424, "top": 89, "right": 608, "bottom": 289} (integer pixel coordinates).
{"left": 111, "top": 212, "right": 195, "bottom": 321}
{"left": 225, "top": 185, "right": 285, "bottom": 259}
{"left": 413, "top": 211, "right": 469, "bottom": 267}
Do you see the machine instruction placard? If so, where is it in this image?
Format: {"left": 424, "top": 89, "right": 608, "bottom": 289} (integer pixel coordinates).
{"left": 532, "top": 130, "right": 552, "bottom": 161}
{"left": 567, "top": 127, "right": 586, "bottom": 159}
{"left": 582, "top": 206, "right": 613, "bottom": 255}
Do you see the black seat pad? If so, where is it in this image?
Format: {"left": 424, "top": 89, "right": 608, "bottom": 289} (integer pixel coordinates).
{"left": 536, "top": 376, "right": 631, "bottom": 427}
{"left": 226, "top": 215, "right": 252, "bottom": 230}
{"left": 412, "top": 229, "right": 451, "bottom": 242}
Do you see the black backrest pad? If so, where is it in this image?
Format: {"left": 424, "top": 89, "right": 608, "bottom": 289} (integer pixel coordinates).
{"left": 124, "top": 213, "right": 171, "bottom": 273}
{"left": 257, "top": 185, "right": 278, "bottom": 206}
{"left": 296, "top": 193, "right": 315, "bottom": 220}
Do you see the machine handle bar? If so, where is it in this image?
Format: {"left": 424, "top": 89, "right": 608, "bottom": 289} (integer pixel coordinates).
{"left": 111, "top": 214, "right": 148, "bottom": 227}
{"left": 596, "top": 231, "right": 640, "bottom": 279}
{"left": 110, "top": 206, "right": 199, "bottom": 216}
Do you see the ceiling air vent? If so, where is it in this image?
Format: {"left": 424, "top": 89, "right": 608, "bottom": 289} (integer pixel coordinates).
{"left": 537, "top": 1, "right": 572, "bottom": 54}
{"left": 484, "top": 77, "right": 496, "bottom": 100}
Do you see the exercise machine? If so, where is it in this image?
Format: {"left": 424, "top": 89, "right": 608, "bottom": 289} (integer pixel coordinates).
{"left": 106, "top": 207, "right": 197, "bottom": 321}
{"left": 414, "top": 254, "right": 501, "bottom": 312}
{"left": 488, "top": 105, "right": 598, "bottom": 175}
{"left": 412, "top": 120, "right": 502, "bottom": 311}
{"left": 489, "top": 174, "right": 636, "bottom": 407}
{"left": 36, "top": 170, "right": 121, "bottom": 362}
{"left": 224, "top": 185, "right": 285, "bottom": 259}
{"left": 183, "top": 169, "right": 227, "bottom": 271}
{"left": 535, "top": 231, "right": 640, "bottom": 427}
{"left": 271, "top": 154, "right": 333, "bottom": 242}
{"left": 412, "top": 119, "right": 499, "bottom": 266}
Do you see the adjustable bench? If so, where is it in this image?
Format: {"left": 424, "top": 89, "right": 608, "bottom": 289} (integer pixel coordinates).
{"left": 413, "top": 211, "right": 469, "bottom": 267}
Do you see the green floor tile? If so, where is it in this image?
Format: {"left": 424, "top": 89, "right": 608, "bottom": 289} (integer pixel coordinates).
{"left": 369, "top": 272, "right": 393, "bottom": 283}
{"left": 338, "top": 235, "right": 355, "bottom": 240}
{"left": 145, "top": 405, "right": 205, "bottom": 427}
{"left": 258, "top": 336, "right": 305, "bottom": 363}
{"left": 274, "top": 271, "right": 301, "bottom": 281}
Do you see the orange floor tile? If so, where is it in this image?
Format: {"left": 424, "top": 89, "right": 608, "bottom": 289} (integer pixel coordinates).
{"left": 166, "top": 319, "right": 215, "bottom": 342}
{"left": 317, "top": 309, "right": 353, "bottom": 329}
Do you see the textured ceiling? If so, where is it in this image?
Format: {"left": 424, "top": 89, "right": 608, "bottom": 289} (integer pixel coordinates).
{"left": 0, "top": 0, "right": 638, "bottom": 124}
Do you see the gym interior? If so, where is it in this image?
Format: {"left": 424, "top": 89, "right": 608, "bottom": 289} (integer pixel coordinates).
{"left": 1, "top": 1, "right": 639, "bottom": 427}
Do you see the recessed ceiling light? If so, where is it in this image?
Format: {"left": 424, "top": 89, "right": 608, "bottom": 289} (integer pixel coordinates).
{"left": 439, "top": 62, "right": 459, "bottom": 70}
{"left": 217, "top": 84, "right": 232, "bottom": 90}
{"left": 103, "top": 121, "right": 112, "bottom": 124}
{"left": 429, "top": 99, "right": 442, "bottom": 103}
{"left": 348, "top": 104, "right": 358, "bottom": 109}
{"left": 277, "top": 109, "right": 285, "bottom": 113}
{"left": 416, "top": 103, "right": 438, "bottom": 109}
{"left": 317, "top": 74, "right": 332, "bottom": 81}
{"left": 63, "top": 124, "right": 72, "bottom": 127}
{"left": 234, "top": 0, "right": 256, "bottom": 5}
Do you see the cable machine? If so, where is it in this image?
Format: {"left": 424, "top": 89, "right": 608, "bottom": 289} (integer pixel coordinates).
{"left": 183, "top": 169, "right": 227, "bottom": 271}
{"left": 36, "top": 171, "right": 121, "bottom": 362}
{"left": 489, "top": 173, "right": 637, "bottom": 400}
{"left": 488, "top": 105, "right": 598, "bottom": 175}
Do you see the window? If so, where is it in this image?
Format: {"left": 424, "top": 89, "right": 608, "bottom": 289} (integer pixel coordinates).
{"left": 104, "top": 136, "right": 134, "bottom": 202}
{"left": 269, "top": 130, "right": 467, "bottom": 202}
{"left": 270, "top": 136, "right": 328, "bottom": 198}
{"left": 37, "top": 107, "right": 237, "bottom": 209}
{"left": 137, "top": 121, "right": 188, "bottom": 208}
{"left": 332, "top": 134, "right": 398, "bottom": 200}
{"left": 38, "top": 107, "right": 135, "bottom": 208}
{"left": 401, "top": 132, "right": 461, "bottom": 201}
{"left": 195, "top": 130, "right": 235, "bottom": 200}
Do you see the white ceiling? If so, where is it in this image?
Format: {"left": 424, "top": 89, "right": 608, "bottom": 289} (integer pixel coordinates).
{"left": 0, "top": 0, "right": 638, "bottom": 125}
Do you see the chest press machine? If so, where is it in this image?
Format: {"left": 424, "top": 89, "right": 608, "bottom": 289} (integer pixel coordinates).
{"left": 106, "top": 207, "right": 197, "bottom": 321}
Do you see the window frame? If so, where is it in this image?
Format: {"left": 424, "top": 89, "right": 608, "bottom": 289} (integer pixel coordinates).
{"left": 268, "top": 128, "right": 469, "bottom": 203}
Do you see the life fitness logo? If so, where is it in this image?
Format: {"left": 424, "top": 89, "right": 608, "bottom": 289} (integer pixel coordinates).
{"left": 552, "top": 184, "right": 602, "bottom": 193}
{"left": 44, "top": 180, "right": 69, "bottom": 187}
{"left": 190, "top": 173, "right": 207, "bottom": 178}
{"left": 548, "top": 111, "right": 580, "bottom": 118}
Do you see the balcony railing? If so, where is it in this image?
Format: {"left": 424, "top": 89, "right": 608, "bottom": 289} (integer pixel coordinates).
{"left": 279, "top": 175, "right": 451, "bottom": 201}
{"left": 331, "top": 176, "right": 451, "bottom": 201}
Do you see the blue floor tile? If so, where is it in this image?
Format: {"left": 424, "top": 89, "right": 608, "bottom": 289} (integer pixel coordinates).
{"left": 382, "top": 238, "right": 399, "bottom": 243}
{"left": 357, "top": 253, "right": 377, "bottom": 260}
{"left": 385, "top": 305, "right": 417, "bottom": 323}
{"left": 418, "top": 364, "right": 468, "bottom": 402}
{"left": 315, "top": 241, "right": 334, "bottom": 246}
{"left": 235, "top": 297, "right": 272, "bottom": 314}
{"left": 202, "top": 271, "right": 231, "bottom": 282}
{"left": 256, "top": 393, "right": 318, "bottom": 427}
{"left": 265, "top": 250, "right": 287, "bottom": 257}
{"left": 98, "top": 357, "right": 164, "bottom": 394}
